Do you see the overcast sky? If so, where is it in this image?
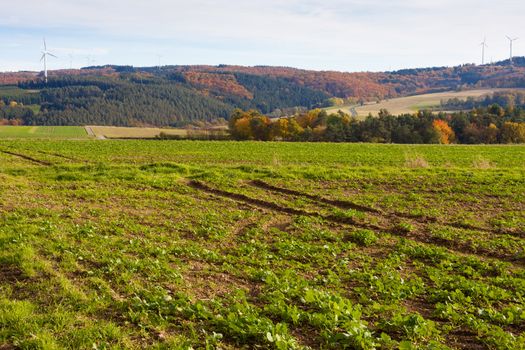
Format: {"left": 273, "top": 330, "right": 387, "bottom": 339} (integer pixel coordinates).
{"left": 0, "top": 0, "right": 523, "bottom": 72}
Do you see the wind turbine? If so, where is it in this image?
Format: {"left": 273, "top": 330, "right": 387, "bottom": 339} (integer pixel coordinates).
{"left": 157, "top": 54, "right": 163, "bottom": 71}
{"left": 506, "top": 36, "right": 519, "bottom": 65}
{"left": 480, "top": 37, "right": 488, "bottom": 65}
{"left": 40, "top": 38, "right": 57, "bottom": 83}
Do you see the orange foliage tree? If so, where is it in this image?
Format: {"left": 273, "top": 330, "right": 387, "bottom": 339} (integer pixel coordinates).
{"left": 432, "top": 120, "right": 455, "bottom": 144}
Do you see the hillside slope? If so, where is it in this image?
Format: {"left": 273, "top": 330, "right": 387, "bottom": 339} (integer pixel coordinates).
{"left": 1, "top": 58, "right": 525, "bottom": 126}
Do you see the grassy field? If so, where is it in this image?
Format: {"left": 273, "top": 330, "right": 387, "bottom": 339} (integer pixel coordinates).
{"left": 325, "top": 89, "right": 525, "bottom": 117}
{"left": 0, "top": 141, "right": 524, "bottom": 349}
{"left": 0, "top": 126, "right": 88, "bottom": 139}
{"left": 87, "top": 126, "right": 188, "bottom": 139}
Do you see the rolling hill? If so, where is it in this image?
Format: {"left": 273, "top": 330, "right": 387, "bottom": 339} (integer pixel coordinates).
{"left": 324, "top": 88, "right": 525, "bottom": 118}
{"left": 1, "top": 58, "right": 525, "bottom": 126}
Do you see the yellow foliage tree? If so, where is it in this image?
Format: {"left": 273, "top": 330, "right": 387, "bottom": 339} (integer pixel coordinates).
{"left": 501, "top": 122, "right": 525, "bottom": 143}
{"left": 432, "top": 120, "right": 455, "bottom": 144}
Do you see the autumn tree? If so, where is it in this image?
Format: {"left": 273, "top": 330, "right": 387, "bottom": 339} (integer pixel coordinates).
{"left": 432, "top": 119, "right": 455, "bottom": 144}
{"left": 270, "top": 118, "right": 289, "bottom": 140}
{"left": 228, "top": 109, "right": 272, "bottom": 140}
{"left": 482, "top": 123, "right": 499, "bottom": 144}
{"left": 501, "top": 122, "right": 525, "bottom": 143}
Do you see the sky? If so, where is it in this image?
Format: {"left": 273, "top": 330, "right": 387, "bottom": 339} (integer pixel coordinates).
{"left": 0, "top": 0, "right": 523, "bottom": 73}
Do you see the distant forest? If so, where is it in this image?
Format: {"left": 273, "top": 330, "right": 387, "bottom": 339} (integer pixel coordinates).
{"left": 1, "top": 58, "right": 525, "bottom": 127}
{"left": 229, "top": 99, "right": 525, "bottom": 144}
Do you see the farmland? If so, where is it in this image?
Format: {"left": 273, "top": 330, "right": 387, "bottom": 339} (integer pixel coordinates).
{"left": 0, "top": 126, "right": 88, "bottom": 139}
{"left": 0, "top": 126, "right": 186, "bottom": 140}
{"left": 87, "top": 126, "right": 188, "bottom": 139}
{"left": 0, "top": 141, "right": 524, "bottom": 349}
{"left": 325, "top": 89, "right": 525, "bottom": 117}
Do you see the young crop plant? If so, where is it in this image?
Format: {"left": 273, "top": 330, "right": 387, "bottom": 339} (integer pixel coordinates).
{"left": 348, "top": 229, "right": 378, "bottom": 247}
{"left": 0, "top": 140, "right": 524, "bottom": 348}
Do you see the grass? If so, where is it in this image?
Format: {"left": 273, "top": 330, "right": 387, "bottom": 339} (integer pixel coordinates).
{"left": 88, "top": 126, "right": 188, "bottom": 139}
{"left": 0, "top": 140, "right": 524, "bottom": 349}
{"left": 325, "top": 89, "right": 525, "bottom": 117}
{"left": 0, "top": 126, "right": 88, "bottom": 139}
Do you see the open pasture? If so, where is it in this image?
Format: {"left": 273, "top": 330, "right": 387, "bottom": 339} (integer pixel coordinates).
{"left": 325, "top": 89, "right": 525, "bottom": 117}
{"left": 0, "top": 141, "right": 524, "bottom": 349}
{"left": 0, "top": 126, "right": 88, "bottom": 139}
{"left": 87, "top": 126, "right": 188, "bottom": 139}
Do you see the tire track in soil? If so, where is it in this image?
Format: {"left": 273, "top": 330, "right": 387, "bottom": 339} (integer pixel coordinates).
{"left": 35, "top": 150, "right": 82, "bottom": 162}
{"left": 189, "top": 180, "right": 524, "bottom": 266}
{"left": 251, "top": 179, "right": 381, "bottom": 213}
{"left": 189, "top": 180, "right": 524, "bottom": 347}
{"left": 250, "top": 180, "right": 521, "bottom": 238}
{"left": 0, "top": 149, "right": 52, "bottom": 166}
{"left": 187, "top": 180, "right": 382, "bottom": 231}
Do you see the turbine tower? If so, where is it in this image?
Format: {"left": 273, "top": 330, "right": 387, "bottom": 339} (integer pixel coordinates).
{"left": 40, "top": 38, "right": 57, "bottom": 83}
{"left": 480, "top": 37, "right": 488, "bottom": 65}
{"left": 506, "top": 36, "right": 519, "bottom": 65}
{"left": 157, "top": 54, "right": 163, "bottom": 71}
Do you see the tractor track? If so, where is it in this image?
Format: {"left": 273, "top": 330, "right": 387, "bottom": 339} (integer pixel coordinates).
{"left": 189, "top": 180, "right": 525, "bottom": 266}
{"left": 249, "top": 179, "right": 522, "bottom": 238}
{"left": 35, "top": 150, "right": 80, "bottom": 162}
{"left": 188, "top": 180, "right": 382, "bottom": 231}
{"left": 0, "top": 149, "right": 52, "bottom": 166}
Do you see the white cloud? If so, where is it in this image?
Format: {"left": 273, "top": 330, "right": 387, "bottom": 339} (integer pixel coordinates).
{"left": 1, "top": 0, "right": 524, "bottom": 71}
{"left": 53, "top": 47, "right": 109, "bottom": 56}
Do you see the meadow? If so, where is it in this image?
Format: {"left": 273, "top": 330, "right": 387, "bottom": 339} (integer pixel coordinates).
{"left": 325, "top": 89, "right": 525, "bottom": 117}
{"left": 0, "top": 140, "right": 524, "bottom": 349}
{"left": 0, "top": 126, "right": 88, "bottom": 139}
{"left": 87, "top": 126, "right": 188, "bottom": 139}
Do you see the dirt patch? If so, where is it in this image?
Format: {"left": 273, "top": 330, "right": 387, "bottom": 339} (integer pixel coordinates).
{"left": 0, "top": 265, "right": 25, "bottom": 284}
{"left": 262, "top": 217, "right": 292, "bottom": 232}
{"left": 0, "top": 344, "right": 16, "bottom": 350}
{"left": 402, "top": 297, "right": 436, "bottom": 321}
{"left": 179, "top": 260, "right": 254, "bottom": 301}
{"left": 447, "top": 328, "right": 487, "bottom": 350}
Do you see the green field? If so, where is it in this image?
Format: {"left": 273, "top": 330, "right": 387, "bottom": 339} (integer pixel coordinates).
{"left": 0, "top": 141, "right": 524, "bottom": 349}
{"left": 325, "top": 89, "right": 525, "bottom": 117}
{"left": 0, "top": 126, "right": 88, "bottom": 139}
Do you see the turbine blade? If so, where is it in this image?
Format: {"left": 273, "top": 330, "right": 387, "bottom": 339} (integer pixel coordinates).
{"left": 43, "top": 38, "right": 47, "bottom": 50}
{"left": 40, "top": 54, "right": 45, "bottom": 62}
{"left": 48, "top": 52, "right": 58, "bottom": 58}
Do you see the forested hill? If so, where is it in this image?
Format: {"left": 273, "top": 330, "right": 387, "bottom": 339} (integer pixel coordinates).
{"left": 1, "top": 58, "right": 525, "bottom": 126}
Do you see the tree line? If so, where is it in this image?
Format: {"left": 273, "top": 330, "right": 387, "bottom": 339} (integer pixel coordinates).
{"left": 229, "top": 107, "right": 525, "bottom": 144}
{"left": 444, "top": 91, "right": 525, "bottom": 111}
{"left": 0, "top": 100, "right": 34, "bottom": 125}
